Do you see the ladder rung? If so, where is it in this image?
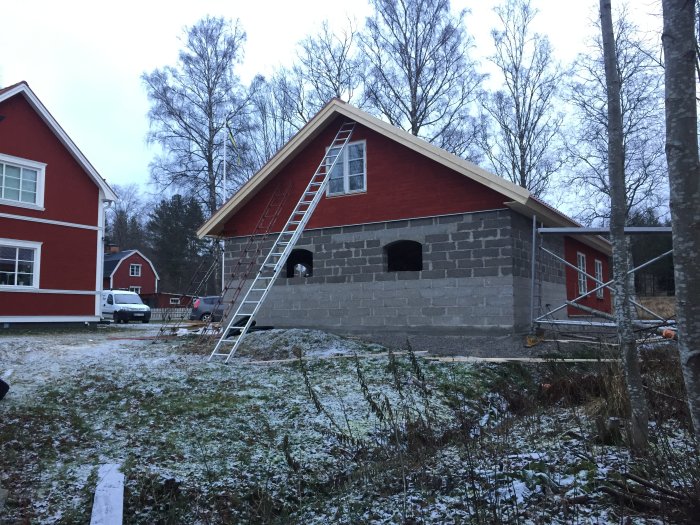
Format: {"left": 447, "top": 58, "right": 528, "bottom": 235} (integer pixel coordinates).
{"left": 250, "top": 288, "right": 267, "bottom": 292}
{"left": 300, "top": 200, "right": 313, "bottom": 204}
{"left": 290, "top": 221, "right": 301, "bottom": 225}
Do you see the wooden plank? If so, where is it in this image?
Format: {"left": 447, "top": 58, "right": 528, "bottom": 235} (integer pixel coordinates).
{"left": 90, "top": 464, "right": 124, "bottom": 525}
{"left": 422, "top": 356, "right": 620, "bottom": 363}
{"left": 242, "top": 350, "right": 429, "bottom": 365}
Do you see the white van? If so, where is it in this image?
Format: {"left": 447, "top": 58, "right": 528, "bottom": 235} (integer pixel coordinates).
{"left": 101, "top": 290, "right": 151, "bottom": 324}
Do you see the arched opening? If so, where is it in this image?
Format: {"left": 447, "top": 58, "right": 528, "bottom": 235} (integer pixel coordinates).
{"left": 286, "top": 249, "right": 313, "bottom": 278}
{"left": 385, "top": 240, "right": 423, "bottom": 272}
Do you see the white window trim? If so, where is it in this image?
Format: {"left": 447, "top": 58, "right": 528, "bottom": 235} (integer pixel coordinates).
{"left": 576, "top": 252, "right": 587, "bottom": 295}
{"left": 594, "top": 259, "right": 604, "bottom": 299}
{"left": 129, "top": 264, "right": 142, "bottom": 277}
{"left": 0, "top": 153, "right": 46, "bottom": 210}
{"left": 169, "top": 297, "right": 181, "bottom": 305}
{"left": 326, "top": 140, "right": 367, "bottom": 197}
{"left": 129, "top": 286, "right": 141, "bottom": 294}
{"left": 0, "top": 238, "right": 42, "bottom": 289}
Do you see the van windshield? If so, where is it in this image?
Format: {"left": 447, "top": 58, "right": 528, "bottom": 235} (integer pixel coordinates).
{"left": 114, "top": 293, "right": 143, "bottom": 305}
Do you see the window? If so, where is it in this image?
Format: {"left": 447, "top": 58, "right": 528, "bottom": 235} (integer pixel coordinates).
{"left": 129, "top": 264, "right": 142, "bottom": 277}
{"left": 129, "top": 286, "right": 141, "bottom": 294}
{"left": 169, "top": 297, "right": 181, "bottom": 305}
{"left": 0, "top": 153, "right": 45, "bottom": 208}
{"left": 594, "top": 259, "right": 604, "bottom": 299}
{"left": 286, "top": 249, "right": 313, "bottom": 278}
{"left": 0, "top": 239, "right": 41, "bottom": 288}
{"left": 386, "top": 240, "right": 423, "bottom": 272}
{"left": 576, "top": 252, "right": 587, "bottom": 295}
{"left": 327, "top": 141, "right": 366, "bottom": 196}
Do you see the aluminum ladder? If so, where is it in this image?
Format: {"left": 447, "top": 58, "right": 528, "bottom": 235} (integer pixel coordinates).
{"left": 209, "top": 120, "right": 356, "bottom": 362}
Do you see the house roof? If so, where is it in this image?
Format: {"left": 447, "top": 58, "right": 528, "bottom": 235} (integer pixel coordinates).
{"left": 198, "top": 99, "right": 610, "bottom": 254}
{"left": 0, "top": 81, "right": 118, "bottom": 201}
{"left": 103, "top": 250, "right": 160, "bottom": 281}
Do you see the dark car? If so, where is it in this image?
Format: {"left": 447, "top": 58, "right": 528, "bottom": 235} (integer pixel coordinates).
{"left": 189, "top": 296, "right": 225, "bottom": 322}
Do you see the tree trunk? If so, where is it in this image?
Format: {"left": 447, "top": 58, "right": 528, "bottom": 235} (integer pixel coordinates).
{"left": 662, "top": 0, "right": 700, "bottom": 443}
{"left": 600, "top": 0, "right": 649, "bottom": 452}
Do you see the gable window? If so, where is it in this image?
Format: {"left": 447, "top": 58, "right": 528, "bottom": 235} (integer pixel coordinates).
{"left": 0, "top": 239, "right": 41, "bottom": 288}
{"left": 286, "top": 249, "right": 313, "bottom": 278}
{"left": 0, "top": 153, "right": 46, "bottom": 209}
{"left": 576, "top": 252, "right": 587, "bottom": 295}
{"left": 594, "top": 259, "right": 605, "bottom": 299}
{"left": 129, "top": 286, "right": 141, "bottom": 294}
{"left": 129, "top": 264, "right": 142, "bottom": 277}
{"left": 327, "top": 141, "right": 366, "bottom": 196}
{"left": 386, "top": 240, "right": 423, "bottom": 272}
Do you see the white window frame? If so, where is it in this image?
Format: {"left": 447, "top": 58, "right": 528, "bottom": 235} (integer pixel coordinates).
{"left": 129, "top": 286, "right": 141, "bottom": 294}
{"left": 169, "top": 297, "right": 181, "bottom": 305}
{"left": 576, "top": 252, "right": 587, "bottom": 296}
{"left": 594, "top": 259, "right": 604, "bottom": 299}
{"left": 129, "top": 263, "right": 142, "bottom": 277}
{"left": 0, "top": 238, "right": 41, "bottom": 289}
{"left": 326, "top": 140, "right": 367, "bottom": 196}
{"left": 0, "top": 153, "right": 46, "bottom": 210}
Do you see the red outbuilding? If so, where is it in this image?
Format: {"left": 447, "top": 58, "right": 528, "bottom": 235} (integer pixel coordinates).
{"left": 103, "top": 249, "right": 159, "bottom": 295}
{"left": 0, "top": 82, "right": 117, "bottom": 323}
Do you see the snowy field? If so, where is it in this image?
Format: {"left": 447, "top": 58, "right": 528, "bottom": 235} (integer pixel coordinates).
{"left": 0, "top": 325, "right": 695, "bottom": 523}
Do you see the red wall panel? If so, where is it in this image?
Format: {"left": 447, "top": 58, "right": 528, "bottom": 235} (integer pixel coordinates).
{"left": 565, "top": 237, "right": 612, "bottom": 315}
{"left": 0, "top": 292, "right": 94, "bottom": 316}
{"left": 222, "top": 118, "right": 507, "bottom": 237}
{"left": 0, "top": 94, "right": 99, "bottom": 225}
{"left": 110, "top": 252, "right": 157, "bottom": 294}
{"left": 0, "top": 217, "right": 97, "bottom": 292}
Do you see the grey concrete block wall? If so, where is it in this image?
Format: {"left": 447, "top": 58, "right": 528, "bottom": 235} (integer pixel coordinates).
{"left": 222, "top": 209, "right": 568, "bottom": 335}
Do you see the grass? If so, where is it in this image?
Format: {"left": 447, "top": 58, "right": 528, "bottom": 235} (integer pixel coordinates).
{"left": 1, "top": 328, "right": 697, "bottom": 523}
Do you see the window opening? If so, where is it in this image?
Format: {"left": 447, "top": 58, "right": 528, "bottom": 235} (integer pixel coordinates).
{"left": 386, "top": 240, "right": 423, "bottom": 272}
{"left": 0, "top": 241, "right": 39, "bottom": 287}
{"left": 576, "top": 252, "right": 587, "bottom": 295}
{"left": 129, "top": 286, "right": 142, "bottom": 294}
{"left": 129, "top": 264, "right": 142, "bottom": 277}
{"left": 327, "top": 141, "right": 366, "bottom": 195}
{"left": 594, "top": 259, "right": 604, "bottom": 299}
{"left": 286, "top": 249, "right": 313, "bottom": 278}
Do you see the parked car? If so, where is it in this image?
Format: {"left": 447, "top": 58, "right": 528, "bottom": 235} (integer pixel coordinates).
{"left": 189, "top": 296, "right": 225, "bottom": 322}
{"left": 101, "top": 290, "right": 151, "bottom": 323}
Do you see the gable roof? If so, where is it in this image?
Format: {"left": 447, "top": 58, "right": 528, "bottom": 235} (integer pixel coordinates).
{"left": 0, "top": 81, "right": 118, "bottom": 201}
{"left": 198, "top": 99, "right": 609, "bottom": 253}
{"left": 103, "top": 250, "right": 160, "bottom": 281}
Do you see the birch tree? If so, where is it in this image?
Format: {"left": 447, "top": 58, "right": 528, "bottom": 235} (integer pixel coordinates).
{"left": 142, "top": 16, "right": 249, "bottom": 217}
{"left": 568, "top": 10, "right": 666, "bottom": 225}
{"left": 360, "top": 0, "right": 483, "bottom": 158}
{"left": 661, "top": 0, "right": 700, "bottom": 442}
{"left": 600, "top": 0, "right": 648, "bottom": 452}
{"left": 479, "top": 0, "right": 566, "bottom": 197}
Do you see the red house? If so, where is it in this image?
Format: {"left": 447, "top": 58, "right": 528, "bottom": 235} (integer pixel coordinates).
{"left": 103, "top": 249, "right": 159, "bottom": 295}
{"left": 0, "top": 82, "right": 117, "bottom": 324}
{"left": 198, "top": 100, "right": 611, "bottom": 335}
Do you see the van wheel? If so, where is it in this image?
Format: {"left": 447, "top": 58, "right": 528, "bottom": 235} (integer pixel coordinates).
{"left": 200, "top": 313, "right": 211, "bottom": 322}
{"left": 142, "top": 320, "right": 149, "bottom": 324}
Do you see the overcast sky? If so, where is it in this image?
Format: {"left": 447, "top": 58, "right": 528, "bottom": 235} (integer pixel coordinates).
{"left": 0, "top": 0, "right": 662, "bottom": 196}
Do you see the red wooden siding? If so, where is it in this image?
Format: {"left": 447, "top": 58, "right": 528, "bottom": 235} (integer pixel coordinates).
{"left": 109, "top": 252, "right": 157, "bottom": 294}
{"left": 0, "top": 217, "right": 97, "bottom": 290}
{"left": 222, "top": 118, "right": 507, "bottom": 237}
{"left": 564, "top": 237, "right": 612, "bottom": 315}
{"left": 0, "top": 94, "right": 99, "bottom": 225}
{"left": 2, "top": 293, "right": 94, "bottom": 316}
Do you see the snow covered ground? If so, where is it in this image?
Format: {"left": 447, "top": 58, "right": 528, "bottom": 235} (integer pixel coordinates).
{"left": 0, "top": 325, "right": 694, "bottom": 523}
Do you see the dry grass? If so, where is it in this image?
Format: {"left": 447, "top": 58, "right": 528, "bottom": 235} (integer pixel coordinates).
{"left": 635, "top": 296, "right": 676, "bottom": 320}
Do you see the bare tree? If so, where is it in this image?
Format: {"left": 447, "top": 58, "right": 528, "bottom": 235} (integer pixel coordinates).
{"left": 662, "top": 0, "right": 700, "bottom": 442}
{"left": 478, "top": 0, "right": 566, "bottom": 197}
{"left": 295, "top": 20, "right": 364, "bottom": 114}
{"left": 105, "top": 183, "right": 148, "bottom": 254}
{"left": 567, "top": 8, "right": 667, "bottom": 225}
{"left": 142, "top": 16, "right": 249, "bottom": 217}
{"left": 600, "top": 0, "right": 648, "bottom": 453}
{"left": 360, "top": 0, "right": 483, "bottom": 158}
